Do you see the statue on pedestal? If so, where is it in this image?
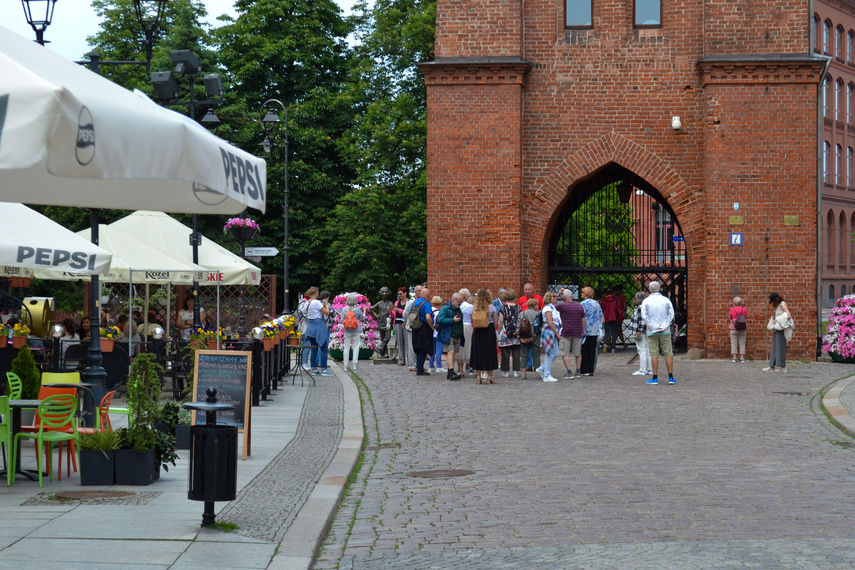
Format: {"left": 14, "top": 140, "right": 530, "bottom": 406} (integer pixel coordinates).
{"left": 371, "top": 287, "right": 393, "bottom": 358}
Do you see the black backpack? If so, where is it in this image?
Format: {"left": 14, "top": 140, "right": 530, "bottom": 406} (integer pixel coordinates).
{"left": 519, "top": 313, "right": 533, "bottom": 339}
{"left": 532, "top": 311, "right": 543, "bottom": 336}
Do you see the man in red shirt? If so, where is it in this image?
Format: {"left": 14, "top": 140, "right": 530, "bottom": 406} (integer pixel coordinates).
{"left": 518, "top": 282, "right": 544, "bottom": 311}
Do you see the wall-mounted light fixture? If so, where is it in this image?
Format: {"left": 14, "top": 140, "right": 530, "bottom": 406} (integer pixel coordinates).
{"left": 671, "top": 116, "right": 682, "bottom": 131}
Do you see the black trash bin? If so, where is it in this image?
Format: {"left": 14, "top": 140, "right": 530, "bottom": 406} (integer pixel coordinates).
{"left": 188, "top": 425, "right": 238, "bottom": 503}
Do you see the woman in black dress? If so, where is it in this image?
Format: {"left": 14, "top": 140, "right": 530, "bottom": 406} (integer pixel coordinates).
{"left": 470, "top": 288, "right": 499, "bottom": 384}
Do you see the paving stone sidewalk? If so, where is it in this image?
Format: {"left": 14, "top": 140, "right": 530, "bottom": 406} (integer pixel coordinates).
{"left": 316, "top": 352, "right": 855, "bottom": 569}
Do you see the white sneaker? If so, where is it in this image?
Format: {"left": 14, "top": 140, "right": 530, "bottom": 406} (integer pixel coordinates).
{"left": 632, "top": 370, "right": 647, "bottom": 376}
{"left": 503, "top": 371, "right": 510, "bottom": 378}
{"left": 429, "top": 368, "right": 435, "bottom": 373}
{"left": 543, "top": 376, "right": 558, "bottom": 383}
{"left": 351, "top": 364, "right": 358, "bottom": 370}
{"left": 436, "top": 368, "right": 445, "bottom": 373}
{"left": 513, "top": 371, "right": 519, "bottom": 378}
{"left": 762, "top": 366, "right": 776, "bottom": 372}
{"left": 535, "top": 367, "right": 545, "bottom": 380}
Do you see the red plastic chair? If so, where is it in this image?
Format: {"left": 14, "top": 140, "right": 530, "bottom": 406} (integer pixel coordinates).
{"left": 75, "top": 391, "right": 116, "bottom": 435}
{"left": 21, "top": 387, "right": 78, "bottom": 480}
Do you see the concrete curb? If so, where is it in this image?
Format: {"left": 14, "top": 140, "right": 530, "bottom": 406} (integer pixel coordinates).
{"left": 269, "top": 363, "right": 364, "bottom": 570}
{"left": 822, "top": 376, "right": 855, "bottom": 437}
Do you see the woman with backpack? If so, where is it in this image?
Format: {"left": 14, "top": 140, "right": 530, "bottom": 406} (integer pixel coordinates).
{"left": 470, "top": 288, "right": 499, "bottom": 384}
{"left": 519, "top": 297, "right": 542, "bottom": 379}
{"left": 728, "top": 296, "right": 748, "bottom": 363}
{"left": 338, "top": 293, "right": 365, "bottom": 371}
{"left": 497, "top": 288, "right": 522, "bottom": 378}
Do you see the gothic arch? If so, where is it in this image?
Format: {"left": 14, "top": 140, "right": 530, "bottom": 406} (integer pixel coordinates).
{"left": 523, "top": 132, "right": 699, "bottom": 274}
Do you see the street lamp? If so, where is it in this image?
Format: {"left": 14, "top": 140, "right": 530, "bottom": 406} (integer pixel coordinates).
{"left": 152, "top": 49, "right": 223, "bottom": 329}
{"left": 259, "top": 99, "right": 290, "bottom": 312}
{"left": 134, "top": 0, "right": 168, "bottom": 69}
{"left": 20, "top": 0, "right": 57, "bottom": 45}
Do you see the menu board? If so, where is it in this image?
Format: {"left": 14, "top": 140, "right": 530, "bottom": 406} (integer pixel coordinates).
{"left": 192, "top": 350, "right": 252, "bottom": 459}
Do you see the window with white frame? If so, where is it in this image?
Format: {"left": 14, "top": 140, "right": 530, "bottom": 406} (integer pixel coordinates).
{"left": 848, "top": 147, "right": 853, "bottom": 187}
{"left": 825, "top": 141, "right": 831, "bottom": 182}
{"left": 826, "top": 20, "right": 833, "bottom": 53}
{"left": 837, "top": 144, "right": 843, "bottom": 185}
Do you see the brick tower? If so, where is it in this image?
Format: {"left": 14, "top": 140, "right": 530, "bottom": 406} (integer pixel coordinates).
{"left": 421, "top": 1, "right": 827, "bottom": 359}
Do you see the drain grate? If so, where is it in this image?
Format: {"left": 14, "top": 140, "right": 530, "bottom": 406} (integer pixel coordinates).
{"left": 55, "top": 490, "right": 134, "bottom": 500}
{"left": 407, "top": 469, "right": 474, "bottom": 478}
{"left": 772, "top": 391, "right": 810, "bottom": 396}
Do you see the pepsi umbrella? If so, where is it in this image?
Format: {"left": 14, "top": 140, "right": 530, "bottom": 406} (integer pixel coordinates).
{"left": 0, "top": 25, "right": 266, "bottom": 214}
{"left": 0, "top": 203, "right": 112, "bottom": 276}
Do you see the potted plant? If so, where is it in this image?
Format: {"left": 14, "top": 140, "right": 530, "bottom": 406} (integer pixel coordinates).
{"left": 823, "top": 294, "right": 855, "bottom": 362}
{"left": 11, "top": 322, "right": 29, "bottom": 349}
{"left": 100, "top": 285, "right": 113, "bottom": 305}
{"left": 288, "top": 330, "right": 302, "bottom": 346}
{"left": 329, "top": 292, "right": 379, "bottom": 361}
{"left": 0, "top": 324, "right": 8, "bottom": 348}
{"left": 224, "top": 217, "right": 260, "bottom": 242}
{"left": 115, "top": 353, "right": 177, "bottom": 485}
{"left": 11, "top": 344, "right": 40, "bottom": 425}
{"left": 99, "top": 325, "right": 120, "bottom": 353}
{"left": 155, "top": 401, "right": 191, "bottom": 449}
{"left": 78, "top": 429, "right": 120, "bottom": 486}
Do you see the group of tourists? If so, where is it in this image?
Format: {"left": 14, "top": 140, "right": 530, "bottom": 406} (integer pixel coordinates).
{"left": 395, "top": 282, "right": 679, "bottom": 385}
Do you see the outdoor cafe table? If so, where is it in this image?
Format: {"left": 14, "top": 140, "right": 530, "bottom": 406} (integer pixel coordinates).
{"left": 2, "top": 399, "right": 43, "bottom": 481}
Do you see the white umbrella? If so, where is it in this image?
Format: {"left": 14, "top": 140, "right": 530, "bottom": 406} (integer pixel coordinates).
{"left": 0, "top": 26, "right": 266, "bottom": 214}
{"left": 109, "top": 211, "right": 262, "bottom": 286}
{"left": 32, "top": 225, "right": 203, "bottom": 285}
{"left": 0, "top": 203, "right": 112, "bottom": 276}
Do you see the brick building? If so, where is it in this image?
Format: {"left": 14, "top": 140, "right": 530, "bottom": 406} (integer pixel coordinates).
{"left": 817, "top": 2, "right": 855, "bottom": 307}
{"left": 420, "top": 1, "right": 832, "bottom": 359}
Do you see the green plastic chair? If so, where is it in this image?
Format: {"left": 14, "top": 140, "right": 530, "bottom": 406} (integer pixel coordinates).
{"left": 5, "top": 372, "right": 22, "bottom": 399}
{"left": 11, "top": 394, "right": 79, "bottom": 488}
{"left": 0, "top": 396, "right": 10, "bottom": 486}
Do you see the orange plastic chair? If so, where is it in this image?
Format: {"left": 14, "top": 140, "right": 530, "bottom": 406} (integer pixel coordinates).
{"left": 75, "top": 391, "right": 116, "bottom": 435}
{"left": 22, "top": 387, "right": 79, "bottom": 480}
{"left": 11, "top": 395, "right": 79, "bottom": 487}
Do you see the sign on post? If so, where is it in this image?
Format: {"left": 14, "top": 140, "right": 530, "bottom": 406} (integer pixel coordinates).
{"left": 192, "top": 350, "right": 253, "bottom": 460}
{"left": 243, "top": 247, "right": 279, "bottom": 257}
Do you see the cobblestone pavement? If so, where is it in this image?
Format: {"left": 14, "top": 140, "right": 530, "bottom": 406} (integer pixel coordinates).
{"left": 218, "top": 373, "right": 343, "bottom": 543}
{"left": 316, "top": 353, "right": 855, "bottom": 568}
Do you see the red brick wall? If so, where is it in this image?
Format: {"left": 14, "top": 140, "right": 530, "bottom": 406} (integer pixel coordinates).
{"left": 436, "top": 0, "right": 522, "bottom": 58}
{"left": 426, "top": 1, "right": 822, "bottom": 359}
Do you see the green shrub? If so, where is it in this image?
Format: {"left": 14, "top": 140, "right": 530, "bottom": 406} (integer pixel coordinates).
{"left": 11, "top": 344, "right": 40, "bottom": 399}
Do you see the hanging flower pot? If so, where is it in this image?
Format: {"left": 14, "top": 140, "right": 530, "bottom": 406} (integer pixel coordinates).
{"left": 12, "top": 336, "right": 26, "bottom": 349}
{"left": 101, "top": 338, "right": 115, "bottom": 353}
{"left": 228, "top": 225, "right": 258, "bottom": 242}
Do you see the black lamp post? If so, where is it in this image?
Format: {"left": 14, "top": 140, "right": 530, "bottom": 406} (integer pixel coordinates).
{"left": 133, "top": 0, "right": 168, "bottom": 72}
{"left": 20, "top": 0, "right": 57, "bottom": 45}
{"left": 152, "top": 50, "right": 223, "bottom": 330}
{"left": 259, "top": 99, "right": 290, "bottom": 312}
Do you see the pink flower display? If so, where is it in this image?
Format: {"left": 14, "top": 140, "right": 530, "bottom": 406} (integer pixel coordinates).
{"left": 822, "top": 295, "right": 855, "bottom": 358}
{"left": 329, "top": 292, "right": 379, "bottom": 351}
{"left": 223, "top": 217, "right": 261, "bottom": 232}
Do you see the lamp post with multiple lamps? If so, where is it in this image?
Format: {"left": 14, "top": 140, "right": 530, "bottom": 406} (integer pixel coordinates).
{"left": 19, "top": 0, "right": 168, "bottom": 389}
{"left": 259, "top": 99, "right": 290, "bottom": 312}
{"left": 152, "top": 50, "right": 223, "bottom": 331}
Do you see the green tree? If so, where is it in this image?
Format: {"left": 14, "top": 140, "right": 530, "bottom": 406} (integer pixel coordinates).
{"left": 325, "top": 0, "right": 435, "bottom": 293}
{"left": 212, "top": 0, "right": 353, "bottom": 309}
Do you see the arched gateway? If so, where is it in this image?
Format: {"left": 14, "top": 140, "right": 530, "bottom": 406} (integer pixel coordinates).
{"left": 420, "top": 1, "right": 824, "bottom": 360}
{"left": 548, "top": 165, "right": 688, "bottom": 350}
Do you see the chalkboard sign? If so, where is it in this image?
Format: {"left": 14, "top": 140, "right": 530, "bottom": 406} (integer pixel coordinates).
{"left": 192, "top": 350, "right": 253, "bottom": 459}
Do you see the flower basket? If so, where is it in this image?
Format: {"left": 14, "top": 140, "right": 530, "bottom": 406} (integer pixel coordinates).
{"left": 831, "top": 352, "right": 855, "bottom": 363}
{"left": 228, "top": 225, "right": 258, "bottom": 242}
{"left": 100, "top": 338, "right": 115, "bottom": 353}
{"left": 288, "top": 337, "right": 300, "bottom": 346}
{"left": 262, "top": 337, "right": 274, "bottom": 351}
{"left": 12, "top": 336, "right": 26, "bottom": 349}
{"left": 823, "top": 294, "right": 855, "bottom": 360}
{"left": 0, "top": 336, "right": 7, "bottom": 348}
{"left": 208, "top": 340, "right": 219, "bottom": 350}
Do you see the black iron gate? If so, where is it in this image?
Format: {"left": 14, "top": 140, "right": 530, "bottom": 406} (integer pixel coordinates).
{"left": 547, "top": 167, "right": 688, "bottom": 350}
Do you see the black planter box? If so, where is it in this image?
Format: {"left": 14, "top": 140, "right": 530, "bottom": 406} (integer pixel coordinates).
{"left": 115, "top": 448, "right": 157, "bottom": 486}
{"left": 79, "top": 449, "right": 115, "bottom": 486}
{"left": 175, "top": 425, "right": 191, "bottom": 450}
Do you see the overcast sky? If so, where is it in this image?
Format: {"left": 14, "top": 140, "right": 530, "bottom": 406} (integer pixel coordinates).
{"left": 2, "top": 0, "right": 360, "bottom": 62}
